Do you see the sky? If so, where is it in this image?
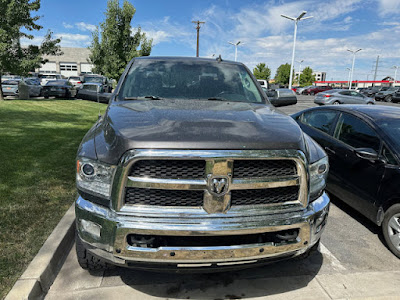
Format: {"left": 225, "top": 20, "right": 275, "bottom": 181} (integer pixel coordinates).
{"left": 22, "top": 0, "right": 400, "bottom": 81}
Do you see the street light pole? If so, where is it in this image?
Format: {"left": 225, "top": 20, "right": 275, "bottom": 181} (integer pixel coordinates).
{"left": 297, "top": 59, "right": 304, "bottom": 85}
{"left": 228, "top": 41, "right": 242, "bottom": 61}
{"left": 347, "top": 48, "right": 362, "bottom": 90}
{"left": 393, "top": 66, "right": 399, "bottom": 87}
{"left": 281, "top": 11, "right": 313, "bottom": 89}
{"left": 346, "top": 67, "right": 351, "bottom": 88}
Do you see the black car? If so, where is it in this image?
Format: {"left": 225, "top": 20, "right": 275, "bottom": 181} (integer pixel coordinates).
{"left": 76, "top": 83, "right": 111, "bottom": 103}
{"left": 292, "top": 105, "right": 400, "bottom": 258}
{"left": 390, "top": 89, "right": 400, "bottom": 103}
{"left": 82, "top": 74, "right": 112, "bottom": 93}
{"left": 42, "top": 80, "right": 76, "bottom": 99}
{"left": 362, "top": 86, "right": 389, "bottom": 98}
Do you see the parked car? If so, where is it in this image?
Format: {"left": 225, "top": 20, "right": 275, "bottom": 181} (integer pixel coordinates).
{"left": 68, "top": 76, "right": 83, "bottom": 89}
{"left": 302, "top": 86, "right": 332, "bottom": 95}
{"left": 362, "top": 86, "right": 389, "bottom": 98}
{"left": 1, "top": 78, "right": 42, "bottom": 97}
{"left": 374, "top": 87, "right": 400, "bottom": 102}
{"left": 296, "top": 85, "right": 314, "bottom": 95}
{"left": 42, "top": 80, "right": 76, "bottom": 99}
{"left": 392, "top": 89, "right": 400, "bottom": 103}
{"left": 74, "top": 56, "right": 330, "bottom": 271}
{"left": 314, "top": 89, "right": 375, "bottom": 105}
{"left": 82, "top": 74, "right": 112, "bottom": 93}
{"left": 264, "top": 88, "right": 297, "bottom": 107}
{"left": 76, "top": 83, "right": 111, "bottom": 103}
{"left": 38, "top": 73, "right": 63, "bottom": 86}
{"left": 292, "top": 105, "right": 400, "bottom": 258}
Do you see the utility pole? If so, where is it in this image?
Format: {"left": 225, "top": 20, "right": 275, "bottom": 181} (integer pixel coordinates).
{"left": 192, "top": 20, "right": 205, "bottom": 57}
{"left": 373, "top": 55, "right": 380, "bottom": 86}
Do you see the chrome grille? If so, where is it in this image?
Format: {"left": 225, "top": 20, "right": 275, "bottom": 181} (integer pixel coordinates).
{"left": 118, "top": 150, "right": 307, "bottom": 213}
{"left": 231, "top": 186, "right": 299, "bottom": 206}
{"left": 233, "top": 160, "right": 296, "bottom": 178}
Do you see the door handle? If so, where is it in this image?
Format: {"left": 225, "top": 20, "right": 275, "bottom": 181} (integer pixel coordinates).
{"left": 324, "top": 147, "right": 336, "bottom": 155}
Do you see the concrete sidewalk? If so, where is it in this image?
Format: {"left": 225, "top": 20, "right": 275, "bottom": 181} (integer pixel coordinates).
{"left": 45, "top": 243, "right": 400, "bottom": 300}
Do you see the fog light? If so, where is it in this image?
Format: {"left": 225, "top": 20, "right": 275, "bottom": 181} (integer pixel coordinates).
{"left": 80, "top": 219, "right": 101, "bottom": 238}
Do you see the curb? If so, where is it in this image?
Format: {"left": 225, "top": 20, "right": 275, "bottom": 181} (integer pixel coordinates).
{"left": 5, "top": 204, "right": 76, "bottom": 300}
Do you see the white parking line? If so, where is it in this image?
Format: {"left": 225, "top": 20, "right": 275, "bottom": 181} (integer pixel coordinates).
{"left": 320, "top": 243, "right": 347, "bottom": 271}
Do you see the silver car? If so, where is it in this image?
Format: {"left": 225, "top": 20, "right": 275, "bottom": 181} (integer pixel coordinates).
{"left": 314, "top": 89, "right": 375, "bottom": 105}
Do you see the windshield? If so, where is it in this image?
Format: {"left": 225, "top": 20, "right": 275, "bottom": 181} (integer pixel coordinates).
{"left": 378, "top": 119, "right": 400, "bottom": 151}
{"left": 3, "top": 80, "right": 20, "bottom": 85}
{"left": 119, "top": 59, "right": 263, "bottom": 103}
{"left": 46, "top": 80, "right": 67, "bottom": 86}
{"left": 40, "top": 75, "right": 57, "bottom": 79}
{"left": 85, "top": 76, "right": 104, "bottom": 83}
{"left": 83, "top": 84, "right": 99, "bottom": 91}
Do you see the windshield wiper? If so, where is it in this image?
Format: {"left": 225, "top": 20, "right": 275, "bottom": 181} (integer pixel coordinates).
{"left": 124, "top": 95, "right": 163, "bottom": 100}
{"left": 207, "top": 97, "right": 229, "bottom": 101}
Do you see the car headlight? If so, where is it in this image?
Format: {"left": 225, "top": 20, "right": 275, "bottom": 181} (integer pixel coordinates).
{"left": 309, "top": 156, "right": 329, "bottom": 202}
{"left": 76, "top": 158, "right": 116, "bottom": 199}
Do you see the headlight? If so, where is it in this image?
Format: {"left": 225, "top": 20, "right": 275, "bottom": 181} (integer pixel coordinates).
{"left": 76, "top": 158, "right": 116, "bottom": 199}
{"left": 309, "top": 156, "right": 329, "bottom": 202}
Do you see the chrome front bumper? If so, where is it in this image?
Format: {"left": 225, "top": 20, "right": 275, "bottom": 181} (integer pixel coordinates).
{"left": 75, "top": 192, "right": 329, "bottom": 269}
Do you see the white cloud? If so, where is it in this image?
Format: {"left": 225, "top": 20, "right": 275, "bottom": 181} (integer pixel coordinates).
{"left": 75, "top": 22, "right": 97, "bottom": 32}
{"left": 378, "top": 0, "right": 400, "bottom": 16}
{"left": 62, "top": 22, "right": 73, "bottom": 29}
{"left": 54, "top": 33, "right": 91, "bottom": 47}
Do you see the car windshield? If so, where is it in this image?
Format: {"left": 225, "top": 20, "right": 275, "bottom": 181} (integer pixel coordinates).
{"left": 69, "top": 77, "right": 80, "bottom": 81}
{"left": 387, "top": 87, "right": 397, "bottom": 91}
{"left": 119, "top": 59, "right": 263, "bottom": 103}
{"left": 3, "top": 80, "right": 19, "bottom": 85}
{"left": 85, "top": 76, "right": 103, "bottom": 83}
{"left": 40, "top": 75, "right": 57, "bottom": 79}
{"left": 83, "top": 84, "right": 99, "bottom": 91}
{"left": 377, "top": 119, "right": 400, "bottom": 151}
{"left": 46, "top": 80, "right": 66, "bottom": 86}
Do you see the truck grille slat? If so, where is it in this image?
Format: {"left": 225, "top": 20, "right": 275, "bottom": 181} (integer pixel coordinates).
{"left": 125, "top": 188, "right": 204, "bottom": 206}
{"left": 231, "top": 186, "right": 299, "bottom": 206}
{"left": 233, "top": 160, "right": 296, "bottom": 178}
{"left": 129, "top": 160, "right": 205, "bottom": 179}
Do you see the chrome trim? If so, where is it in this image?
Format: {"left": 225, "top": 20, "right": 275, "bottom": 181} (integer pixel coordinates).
{"left": 112, "top": 149, "right": 308, "bottom": 213}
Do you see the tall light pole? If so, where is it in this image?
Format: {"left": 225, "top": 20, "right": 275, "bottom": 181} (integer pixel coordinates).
{"left": 346, "top": 67, "right": 351, "bottom": 88}
{"left": 281, "top": 11, "right": 313, "bottom": 89}
{"left": 228, "top": 41, "right": 242, "bottom": 61}
{"left": 347, "top": 48, "right": 362, "bottom": 90}
{"left": 392, "top": 66, "right": 399, "bottom": 87}
{"left": 192, "top": 20, "right": 205, "bottom": 57}
{"left": 297, "top": 59, "right": 304, "bottom": 85}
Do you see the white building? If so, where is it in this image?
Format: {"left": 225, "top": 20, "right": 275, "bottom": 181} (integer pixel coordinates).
{"left": 295, "top": 71, "right": 326, "bottom": 82}
{"left": 36, "top": 47, "right": 94, "bottom": 77}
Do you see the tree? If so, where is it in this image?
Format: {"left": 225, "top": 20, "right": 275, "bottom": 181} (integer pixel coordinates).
{"left": 0, "top": 0, "right": 62, "bottom": 100}
{"left": 275, "top": 63, "right": 292, "bottom": 87}
{"left": 253, "top": 63, "right": 271, "bottom": 81}
{"left": 89, "top": 0, "right": 152, "bottom": 81}
{"left": 299, "top": 66, "right": 316, "bottom": 86}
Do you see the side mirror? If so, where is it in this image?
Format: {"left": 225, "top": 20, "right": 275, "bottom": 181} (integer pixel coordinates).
{"left": 354, "top": 148, "right": 379, "bottom": 160}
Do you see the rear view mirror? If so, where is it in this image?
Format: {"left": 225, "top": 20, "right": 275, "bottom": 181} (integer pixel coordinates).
{"left": 354, "top": 148, "right": 379, "bottom": 160}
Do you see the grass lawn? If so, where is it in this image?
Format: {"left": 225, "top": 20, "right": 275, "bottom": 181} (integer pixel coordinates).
{"left": 0, "top": 99, "right": 107, "bottom": 298}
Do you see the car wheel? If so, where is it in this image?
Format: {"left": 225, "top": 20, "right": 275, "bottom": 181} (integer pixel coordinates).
{"left": 382, "top": 204, "right": 400, "bottom": 258}
{"left": 75, "top": 231, "right": 114, "bottom": 270}
{"left": 385, "top": 95, "right": 393, "bottom": 102}
{"left": 44, "top": 95, "right": 49, "bottom": 99}
{"left": 367, "top": 102, "right": 374, "bottom": 105}
{"left": 333, "top": 101, "right": 340, "bottom": 105}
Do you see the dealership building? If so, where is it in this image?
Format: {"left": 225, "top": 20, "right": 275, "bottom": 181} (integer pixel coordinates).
{"left": 36, "top": 47, "right": 94, "bottom": 77}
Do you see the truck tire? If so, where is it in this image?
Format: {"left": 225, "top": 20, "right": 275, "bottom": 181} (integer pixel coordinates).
{"left": 382, "top": 204, "right": 400, "bottom": 259}
{"left": 75, "top": 232, "right": 113, "bottom": 270}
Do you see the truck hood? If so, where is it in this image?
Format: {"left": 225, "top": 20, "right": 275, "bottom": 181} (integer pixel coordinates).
{"left": 93, "top": 99, "right": 305, "bottom": 164}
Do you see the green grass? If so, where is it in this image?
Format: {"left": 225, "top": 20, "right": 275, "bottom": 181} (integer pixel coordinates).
{"left": 0, "top": 99, "right": 107, "bottom": 298}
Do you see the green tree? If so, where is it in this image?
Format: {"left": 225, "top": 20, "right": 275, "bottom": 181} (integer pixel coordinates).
{"left": 89, "top": 0, "right": 152, "bottom": 81}
{"left": 275, "top": 63, "right": 292, "bottom": 86}
{"left": 299, "top": 66, "right": 316, "bottom": 86}
{"left": 0, "top": 0, "right": 62, "bottom": 100}
{"left": 253, "top": 63, "right": 271, "bottom": 81}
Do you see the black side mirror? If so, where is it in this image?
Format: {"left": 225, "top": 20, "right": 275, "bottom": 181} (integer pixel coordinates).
{"left": 354, "top": 148, "right": 379, "bottom": 160}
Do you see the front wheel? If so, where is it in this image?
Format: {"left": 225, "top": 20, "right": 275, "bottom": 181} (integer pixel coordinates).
{"left": 382, "top": 204, "right": 400, "bottom": 259}
{"left": 75, "top": 232, "right": 113, "bottom": 270}
{"left": 333, "top": 101, "right": 340, "bottom": 105}
{"left": 367, "top": 102, "right": 374, "bottom": 105}
{"left": 385, "top": 95, "right": 392, "bottom": 102}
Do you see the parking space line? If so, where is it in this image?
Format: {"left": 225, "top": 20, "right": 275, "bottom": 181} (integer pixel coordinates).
{"left": 320, "top": 243, "right": 347, "bottom": 271}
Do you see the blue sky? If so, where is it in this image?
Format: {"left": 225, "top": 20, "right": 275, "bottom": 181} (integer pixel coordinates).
{"left": 23, "top": 0, "right": 400, "bottom": 81}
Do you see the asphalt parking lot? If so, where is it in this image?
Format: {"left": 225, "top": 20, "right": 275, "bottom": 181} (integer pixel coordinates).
{"left": 45, "top": 96, "right": 400, "bottom": 300}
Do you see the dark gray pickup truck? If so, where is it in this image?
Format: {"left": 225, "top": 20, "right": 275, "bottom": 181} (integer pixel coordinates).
{"left": 75, "top": 57, "right": 330, "bottom": 271}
